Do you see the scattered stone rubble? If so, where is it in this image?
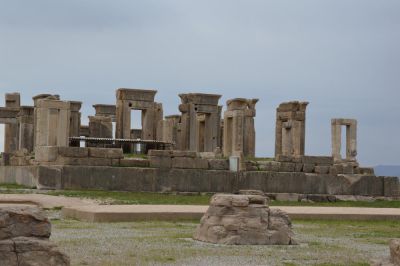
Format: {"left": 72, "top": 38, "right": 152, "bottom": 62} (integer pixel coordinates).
{"left": 0, "top": 206, "right": 70, "bottom": 266}
{"left": 193, "top": 192, "right": 296, "bottom": 245}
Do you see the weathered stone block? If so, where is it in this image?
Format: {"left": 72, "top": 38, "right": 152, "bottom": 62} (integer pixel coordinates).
{"left": 0, "top": 206, "right": 51, "bottom": 240}
{"left": 149, "top": 156, "right": 171, "bottom": 168}
{"left": 58, "top": 147, "right": 88, "bottom": 158}
{"left": 88, "top": 148, "right": 123, "bottom": 159}
{"left": 34, "top": 146, "right": 58, "bottom": 162}
{"left": 172, "top": 157, "right": 208, "bottom": 169}
{"left": 302, "top": 156, "right": 334, "bottom": 165}
{"left": 119, "top": 159, "right": 150, "bottom": 168}
{"left": 0, "top": 237, "right": 70, "bottom": 266}
{"left": 315, "top": 165, "right": 330, "bottom": 174}
{"left": 171, "top": 151, "right": 198, "bottom": 158}
{"left": 208, "top": 159, "right": 229, "bottom": 170}
{"left": 275, "top": 155, "right": 293, "bottom": 162}
{"left": 384, "top": 176, "right": 400, "bottom": 197}
{"left": 275, "top": 193, "right": 300, "bottom": 202}
{"left": 198, "top": 152, "right": 216, "bottom": 159}
{"left": 148, "top": 150, "right": 173, "bottom": 157}
{"left": 279, "top": 162, "right": 296, "bottom": 172}
{"left": 302, "top": 163, "right": 315, "bottom": 173}
{"left": 359, "top": 167, "right": 375, "bottom": 175}
{"left": 294, "top": 163, "right": 303, "bottom": 172}
{"left": 55, "top": 157, "right": 112, "bottom": 166}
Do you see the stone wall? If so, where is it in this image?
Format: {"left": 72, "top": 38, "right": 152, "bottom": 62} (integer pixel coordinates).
{"left": 1, "top": 164, "right": 398, "bottom": 197}
{"left": 34, "top": 146, "right": 123, "bottom": 166}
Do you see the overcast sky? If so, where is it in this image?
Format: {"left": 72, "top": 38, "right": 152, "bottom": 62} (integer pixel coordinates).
{"left": 0, "top": 0, "right": 399, "bottom": 166}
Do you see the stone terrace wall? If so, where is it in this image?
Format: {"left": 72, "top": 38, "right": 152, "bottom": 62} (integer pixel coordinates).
{"left": 1, "top": 164, "right": 397, "bottom": 196}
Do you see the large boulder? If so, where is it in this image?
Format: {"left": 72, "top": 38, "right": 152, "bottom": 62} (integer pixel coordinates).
{"left": 0, "top": 206, "right": 51, "bottom": 240}
{"left": 0, "top": 237, "right": 70, "bottom": 266}
{"left": 0, "top": 205, "right": 70, "bottom": 266}
{"left": 193, "top": 193, "right": 296, "bottom": 245}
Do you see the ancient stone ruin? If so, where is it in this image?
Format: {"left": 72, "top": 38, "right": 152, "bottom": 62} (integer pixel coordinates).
{"left": 193, "top": 192, "right": 295, "bottom": 245}
{"left": 0, "top": 205, "right": 70, "bottom": 266}
{"left": 0, "top": 88, "right": 398, "bottom": 198}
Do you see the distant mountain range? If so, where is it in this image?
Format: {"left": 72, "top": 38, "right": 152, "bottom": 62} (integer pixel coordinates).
{"left": 374, "top": 165, "right": 400, "bottom": 177}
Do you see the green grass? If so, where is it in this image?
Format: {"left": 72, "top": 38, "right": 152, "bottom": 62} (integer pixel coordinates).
{"left": 43, "top": 189, "right": 400, "bottom": 207}
{"left": 46, "top": 190, "right": 211, "bottom": 205}
{"left": 0, "top": 183, "right": 34, "bottom": 189}
{"left": 123, "top": 153, "right": 148, "bottom": 159}
{"left": 270, "top": 200, "right": 400, "bottom": 208}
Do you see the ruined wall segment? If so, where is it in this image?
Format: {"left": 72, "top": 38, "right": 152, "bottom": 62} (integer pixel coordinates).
{"left": 178, "top": 93, "right": 221, "bottom": 152}
{"left": 331, "top": 118, "right": 357, "bottom": 162}
{"left": 34, "top": 97, "right": 71, "bottom": 147}
{"left": 223, "top": 98, "right": 258, "bottom": 158}
{"left": 4, "top": 93, "right": 20, "bottom": 153}
{"left": 115, "top": 88, "right": 163, "bottom": 142}
{"left": 275, "top": 101, "right": 308, "bottom": 157}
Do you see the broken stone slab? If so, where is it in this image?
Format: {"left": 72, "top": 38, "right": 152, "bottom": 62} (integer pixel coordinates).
{"left": 193, "top": 193, "right": 296, "bottom": 245}
{"left": 0, "top": 237, "right": 70, "bottom": 266}
{"left": 0, "top": 206, "right": 51, "bottom": 240}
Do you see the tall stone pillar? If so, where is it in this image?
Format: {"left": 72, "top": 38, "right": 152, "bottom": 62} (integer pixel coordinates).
{"left": 69, "top": 101, "right": 82, "bottom": 137}
{"left": 34, "top": 98, "right": 71, "bottom": 147}
{"left": 17, "top": 106, "right": 34, "bottom": 152}
{"left": 32, "top": 94, "right": 59, "bottom": 148}
{"left": 223, "top": 98, "right": 258, "bottom": 158}
{"left": 4, "top": 93, "right": 20, "bottom": 153}
{"left": 275, "top": 101, "right": 308, "bottom": 157}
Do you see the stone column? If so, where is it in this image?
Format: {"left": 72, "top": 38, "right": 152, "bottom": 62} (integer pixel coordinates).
{"left": 32, "top": 94, "right": 58, "bottom": 148}
{"left": 4, "top": 93, "right": 20, "bottom": 153}
{"left": 69, "top": 101, "right": 82, "bottom": 138}
{"left": 346, "top": 120, "right": 357, "bottom": 161}
{"left": 331, "top": 119, "right": 342, "bottom": 161}
{"left": 18, "top": 106, "right": 34, "bottom": 152}
{"left": 34, "top": 98, "right": 70, "bottom": 147}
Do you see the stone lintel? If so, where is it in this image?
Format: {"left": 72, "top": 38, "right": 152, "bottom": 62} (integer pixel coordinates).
{"left": 179, "top": 93, "right": 221, "bottom": 105}
{"left": 0, "top": 107, "right": 20, "bottom": 118}
{"left": 277, "top": 101, "right": 309, "bottom": 112}
{"left": 116, "top": 88, "right": 157, "bottom": 101}
{"left": 331, "top": 118, "right": 357, "bottom": 126}
{"left": 36, "top": 99, "right": 71, "bottom": 110}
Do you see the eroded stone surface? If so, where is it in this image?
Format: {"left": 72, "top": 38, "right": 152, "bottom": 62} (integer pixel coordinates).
{"left": 0, "top": 206, "right": 70, "bottom": 266}
{"left": 0, "top": 206, "right": 51, "bottom": 240}
{"left": 193, "top": 194, "right": 296, "bottom": 245}
{"left": 0, "top": 237, "right": 70, "bottom": 266}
